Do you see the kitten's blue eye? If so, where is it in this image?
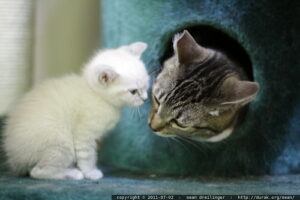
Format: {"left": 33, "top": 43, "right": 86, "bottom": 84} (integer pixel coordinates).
{"left": 129, "top": 89, "right": 138, "bottom": 95}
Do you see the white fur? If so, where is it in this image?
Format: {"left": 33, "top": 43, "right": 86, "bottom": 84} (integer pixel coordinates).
{"left": 208, "top": 110, "right": 219, "bottom": 116}
{"left": 3, "top": 42, "right": 149, "bottom": 180}
{"left": 205, "top": 126, "right": 233, "bottom": 142}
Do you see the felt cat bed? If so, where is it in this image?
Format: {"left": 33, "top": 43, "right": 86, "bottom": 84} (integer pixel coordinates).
{"left": 99, "top": 0, "right": 300, "bottom": 176}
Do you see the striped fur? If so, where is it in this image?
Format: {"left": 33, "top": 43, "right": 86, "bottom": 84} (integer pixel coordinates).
{"left": 164, "top": 52, "right": 237, "bottom": 106}
{"left": 149, "top": 30, "right": 258, "bottom": 142}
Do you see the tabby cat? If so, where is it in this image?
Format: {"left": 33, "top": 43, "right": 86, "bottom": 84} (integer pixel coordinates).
{"left": 149, "top": 30, "right": 259, "bottom": 142}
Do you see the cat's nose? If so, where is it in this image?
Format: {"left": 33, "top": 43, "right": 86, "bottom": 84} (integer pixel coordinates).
{"left": 149, "top": 114, "right": 165, "bottom": 132}
{"left": 149, "top": 122, "right": 164, "bottom": 132}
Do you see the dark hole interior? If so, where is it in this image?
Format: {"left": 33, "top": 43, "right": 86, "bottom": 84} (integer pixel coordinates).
{"left": 160, "top": 25, "right": 253, "bottom": 80}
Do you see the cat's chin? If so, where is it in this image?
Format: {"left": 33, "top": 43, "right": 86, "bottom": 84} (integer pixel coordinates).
{"left": 153, "top": 131, "right": 175, "bottom": 138}
{"left": 192, "top": 126, "right": 234, "bottom": 143}
{"left": 151, "top": 125, "right": 234, "bottom": 142}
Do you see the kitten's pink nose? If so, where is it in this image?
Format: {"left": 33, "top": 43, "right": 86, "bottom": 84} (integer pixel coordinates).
{"left": 141, "top": 92, "right": 148, "bottom": 101}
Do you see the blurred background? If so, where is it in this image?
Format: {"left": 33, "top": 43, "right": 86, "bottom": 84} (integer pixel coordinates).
{"left": 0, "top": 0, "right": 100, "bottom": 115}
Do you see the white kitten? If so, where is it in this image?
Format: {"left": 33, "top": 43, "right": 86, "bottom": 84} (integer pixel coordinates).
{"left": 3, "top": 42, "right": 149, "bottom": 180}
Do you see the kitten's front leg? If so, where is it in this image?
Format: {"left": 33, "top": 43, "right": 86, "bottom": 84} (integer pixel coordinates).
{"left": 75, "top": 139, "right": 103, "bottom": 180}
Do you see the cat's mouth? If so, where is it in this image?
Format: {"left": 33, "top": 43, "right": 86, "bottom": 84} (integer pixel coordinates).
{"left": 148, "top": 122, "right": 172, "bottom": 136}
{"left": 149, "top": 120, "right": 235, "bottom": 142}
{"left": 153, "top": 131, "right": 175, "bottom": 138}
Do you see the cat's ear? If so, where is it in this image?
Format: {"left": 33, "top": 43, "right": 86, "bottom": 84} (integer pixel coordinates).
{"left": 98, "top": 68, "right": 119, "bottom": 85}
{"left": 173, "top": 30, "right": 209, "bottom": 64}
{"left": 123, "top": 42, "right": 148, "bottom": 57}
{"left": 221, "top": 77, "right": 259, "bottom": 106}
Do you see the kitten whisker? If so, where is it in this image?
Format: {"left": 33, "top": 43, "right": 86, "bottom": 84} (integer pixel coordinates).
{"left": 137, "top": 107, "right": 142, "bottom": 119}
{"left": 129, "top": 109, "right": 133, "bottom": 118}
{"left": 149, "top": 67, "right": 160, "bottom": 76}
{"left": 144, "top": 99, "right": 151, "bottom": 104}
{"left": 133, "top": 108, "right": 139, "bottom": 119}
{"left": 140, "top": 106, "right": 148, "bottom": 117}
{"left": 129, "top": 108, "right": 135, "bottom": 119}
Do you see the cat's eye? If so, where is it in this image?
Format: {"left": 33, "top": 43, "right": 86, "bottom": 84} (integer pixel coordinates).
{"left": 170, "top": 119, "right": 188, "bottom": 129}
{"left": 129, "top": 89, "right": 138, "bottom": 95}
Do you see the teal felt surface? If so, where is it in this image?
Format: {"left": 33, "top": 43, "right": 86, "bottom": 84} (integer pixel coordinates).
{"left": 0, "top": 173, "right": 299, "bottom": 200}
{"left": 99, "top": 0, "right": 300, "bottom": 176}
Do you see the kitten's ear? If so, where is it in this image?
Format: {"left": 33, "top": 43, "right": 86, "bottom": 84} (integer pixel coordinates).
{"left": 173, "top": 30, "right": 209, "bottom": 64}
{"left": 221, "top": 77, "right": 259, "bottom": 106}
{"left": 124, "top": 42, "right": 148, "bottom": 57}
{"left": 98, "top": 68, "right": 119, "bottom": 85}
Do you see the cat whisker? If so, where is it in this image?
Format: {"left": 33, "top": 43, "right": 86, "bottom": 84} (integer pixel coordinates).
{"left": 176, "top": 135, "right": 205, "bottom": 153}
{"left": 165, "top": 137, "right": 171, "bottom": 147}
{"left": 170, "top": 137, "right": 191, "bottom": 154}
{"left": 165, "top": 138, "right": 177, "bottom": 155}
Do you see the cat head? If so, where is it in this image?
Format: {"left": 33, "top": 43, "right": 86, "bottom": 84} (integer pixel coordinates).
{"left": 149, "top": 30, "right": 259, "bottom": 142}
{"left": 83, "top": 42, "right": 149, "bottom": 107}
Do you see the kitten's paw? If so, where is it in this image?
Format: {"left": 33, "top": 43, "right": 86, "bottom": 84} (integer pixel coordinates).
{"left": 65, "top": 169, "right": 84, "bottom": 180}
{"left": 83, "top": 168, "right": 103, "bottom": 180}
